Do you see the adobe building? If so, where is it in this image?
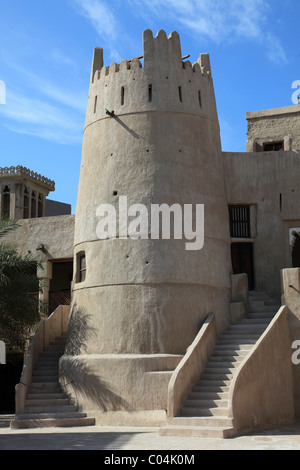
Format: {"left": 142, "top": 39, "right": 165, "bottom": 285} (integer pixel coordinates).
{"left": 0, "top": 166, "right": 73, "bottom": 315}
{"left": 3, "top": 30, "right": 300, "bottom": 436}
{"left": 225, "top": 104, "right": 300, "bottom": 300}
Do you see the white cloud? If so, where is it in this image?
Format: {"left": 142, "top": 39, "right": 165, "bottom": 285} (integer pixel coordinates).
{"left": 0, "top": 88, "right": 84, "bottom": 145}
{"left": 265, "top": 33, "right": 288, "bottom": 64}
{"left": 7, "top": 62, "right": 87, "bottom": 113}
{"left": 0, "top": 55, "right": 87, "bottom": 145}
{"left": 73, "top": 0, "right": 118, "bottom": 42}
{"left": 129, "top": 0, "right": 287, "bottom": 63}
{"left": 72, "top": 0, "right": 128, "bottom": 62}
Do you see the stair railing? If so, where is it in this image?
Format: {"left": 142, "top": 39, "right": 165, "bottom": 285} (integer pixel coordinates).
{"left": 167, "top": 313, "right": 217, "bottom": 419}
{"left": 15, "top": 305, "right": 70, "bottom": 415}
{"left": 228, "top": 306, "right": 294, "bottom": 434}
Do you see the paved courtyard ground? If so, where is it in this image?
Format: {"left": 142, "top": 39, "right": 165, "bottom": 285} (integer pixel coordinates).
{"left": 0, "top": 415, "right": 300, "bottom": 450}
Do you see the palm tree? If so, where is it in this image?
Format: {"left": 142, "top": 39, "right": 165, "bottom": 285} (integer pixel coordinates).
{"left": 0, "top": 218, "right": 41, "bottom": 351}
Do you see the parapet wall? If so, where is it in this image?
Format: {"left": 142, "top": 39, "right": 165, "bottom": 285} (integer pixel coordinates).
{"left": 85, "top": 29, "right": 217, "bottom": 129}
{"left": 246, "top": 105, "right": 300, "bottom": 151}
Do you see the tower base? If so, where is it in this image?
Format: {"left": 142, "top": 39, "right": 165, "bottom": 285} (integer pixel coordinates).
{"left": 59, "top": 354, "right": 183, "bottom": 424}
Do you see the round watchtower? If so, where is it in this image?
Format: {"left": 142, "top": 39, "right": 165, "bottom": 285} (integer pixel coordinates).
{"left": 62, "top": 30, "right": 232, "bottom": 419}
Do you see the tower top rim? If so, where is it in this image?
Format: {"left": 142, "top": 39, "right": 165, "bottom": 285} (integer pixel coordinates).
{"left": 90, "top": 29, "right": 212, "bottom": 84}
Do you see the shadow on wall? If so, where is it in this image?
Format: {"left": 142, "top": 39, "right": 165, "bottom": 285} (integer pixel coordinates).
{"left": 60, "top": 356, "right": 130, "bottom": 411}
{"left": 61, "top": 303, "right": 130, "bottom": 412}
{"left": 64, "top": 303, "right": 94, "bottom": 356}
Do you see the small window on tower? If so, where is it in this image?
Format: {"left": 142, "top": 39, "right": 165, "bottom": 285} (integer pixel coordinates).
{"left": 178, "top": 86, "right": 183, "bottom": 102}
{"left": 148, "top": 84, "right": 152, "bottom": 102}
{"left": 76, "top": 252, "right": 86, "bottom": 283}
{"left": 198, "top": 90, "right": 202, "bottom": 108}
{"left": 94, "top": 95, "right": 98, "bottom": 114}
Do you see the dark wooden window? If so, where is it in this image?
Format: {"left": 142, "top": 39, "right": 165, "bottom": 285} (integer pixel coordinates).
{"left": 31, "top": 191, "right": 36, "bottom": 218}
{"left": 263, "top": 141, "right": 284, "bottom": 151}
{"left": 229, "top": 205, "right": 250, "bottom": 238}
{"left": 23, "top": 188, "right": 29, "bottom": 219}
{"left": 3, "top": 186, "right": 10, "bottom": 218}
{"left": 38, "top": 194, "right": 43, "bottom": 218}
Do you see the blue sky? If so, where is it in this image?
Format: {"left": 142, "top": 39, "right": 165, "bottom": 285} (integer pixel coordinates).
{"left": 0, "top": 0, "right": 299, "bottom": 212}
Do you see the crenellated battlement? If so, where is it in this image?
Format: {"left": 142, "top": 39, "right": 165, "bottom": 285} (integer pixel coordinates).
{"left": 91, "top": 30, "right": 211, "bottom": 82}
{"left": 85, "top": 29, "right": 217, "bottom": 129}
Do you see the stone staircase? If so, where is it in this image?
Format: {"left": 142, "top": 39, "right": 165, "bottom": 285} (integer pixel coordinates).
{"left": 160, "top": 291, "right": 280, "bottom": 438}
{"left": 11, "top": 334, "right": 95, "bottom": 429}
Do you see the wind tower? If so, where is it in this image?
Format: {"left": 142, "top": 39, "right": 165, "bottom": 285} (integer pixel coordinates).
{"left": 61, "top": 30, "right": 232, "bottom": 423}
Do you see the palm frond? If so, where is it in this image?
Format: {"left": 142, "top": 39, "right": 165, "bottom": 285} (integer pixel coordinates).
{"left": 0, "top": 218, "right": 19, "bottom": 238}
{"left": 0, "top": 219, "right": 42, "bottom": 351}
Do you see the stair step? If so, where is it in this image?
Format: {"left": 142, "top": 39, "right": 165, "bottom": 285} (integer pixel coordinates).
{"left": 240, "top": 318, "right": 270, "bottom": 325}
{"left": 181, "top": 406, "right": 229, "bottom": 417}
{"left": 247, "top": 311, "right": 276, "bottom": 318}
{"left": 201, "top": 373, "right": 233, "bottom": 380}
{"left": 33, "top": 366, "right": 58, "bottom": 372}
{"left": 205, "top": 362, "right": 241, "bottom": 370}
{"left": 33, "top": 369, "right": 58, "bottom": 376}
{"left": 192, "top": 384, "right": 229, "bottom": 393}
{"left": 27, "top": 393, "right": 66, "bottom": 399}
{"left": 203, "top": 367, "right": 237, "bottom": 374}
{"left": 170, "top": 416, "right": 234, "bottom": 427}
{"left": 197, "top": 379, "right": 231, "bottom": 387}
{"left": 185, "top": 398, "right": 228, "bottom": 408}
{"left": 189, "top": 391, "right": 229, "bottom": 400}
{"left": 31, "top": 377, "right": 58, "bottom": 383}
{"left": 214, "top": 343, "right": 253, "bottom": 350}
{"left": 24, "top": 404, "right": 78, "bottom": 413}
{"left": 228, "top": 325, "right": 267, "bottom": 333}
{"left": 160, "top": 425, "right": 235, "bottom": 438}
{"left": 10, "top": 417, "right": 96, "bottom": 429}
{"left": 15, "top": 411, "right": 88, "bottom": 420}
{"left": 250, "top": 301, "right": 280, "bottom": 312}
{"left": 209, "top": 355, "right": 244, "bottom": 362}
{"left": 25, "top": 398, "right": 71, "bottom": 406}
{"left": 217, "top": 336, "right": 259, "bottom": 342}
{"left": 211, "top": 350, "right": 249, "bottom": 358}
{"left": 29, "top": 383, "right": 62, "bottom": 391}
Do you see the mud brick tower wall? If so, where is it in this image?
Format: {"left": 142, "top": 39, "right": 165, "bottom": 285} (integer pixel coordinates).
{"left": 60, "top": 30, "right": 232, "bottom": 421}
